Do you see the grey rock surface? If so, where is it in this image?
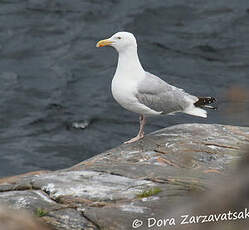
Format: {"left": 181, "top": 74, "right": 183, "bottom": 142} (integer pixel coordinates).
{"left": 0, "top": 123, "right": 248, "bottom": 230}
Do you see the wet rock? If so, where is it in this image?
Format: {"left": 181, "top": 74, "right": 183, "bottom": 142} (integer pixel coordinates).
{"left": 0, "top": 124, "right": 248, "bottom": 230}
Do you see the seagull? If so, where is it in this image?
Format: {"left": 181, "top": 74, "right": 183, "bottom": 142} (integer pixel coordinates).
{"left": 96, "top": 32, "right": 216, "bottom": 144}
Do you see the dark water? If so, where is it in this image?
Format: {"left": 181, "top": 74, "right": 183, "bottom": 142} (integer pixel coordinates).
{"left": 0, "top": 0, "right": 248, "bottom": 177}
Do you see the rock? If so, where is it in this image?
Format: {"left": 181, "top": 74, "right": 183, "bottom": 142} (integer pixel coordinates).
{"left": 42, "top": 208, "right": 98, "bottom": 230}
{"left": 172, "top": 147, "right": 249, "bottom": 230}
{"left": 0, "top": 124, "right": 248, "bottom": 230}
{"left": 0, "top": 205, "right": 51, "bottom": 230}
{"left": 0, "top": 190, "right": 59, "bottom": 212}
{"left": 32, "top": 170, "right": 155, "bottom": 201}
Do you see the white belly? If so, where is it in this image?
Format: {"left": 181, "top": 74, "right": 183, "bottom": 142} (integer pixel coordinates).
{"left": 111, "top": 76, "right": 160, "bottom": 116}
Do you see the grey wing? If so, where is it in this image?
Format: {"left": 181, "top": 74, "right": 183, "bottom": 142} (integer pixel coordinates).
{"left": 136, "top": 72, "right": 197, "bottom": 114}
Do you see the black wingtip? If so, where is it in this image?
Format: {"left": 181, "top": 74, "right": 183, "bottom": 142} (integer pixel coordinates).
{"left": 194, "top": 97, "right": 217, "bottom": 109}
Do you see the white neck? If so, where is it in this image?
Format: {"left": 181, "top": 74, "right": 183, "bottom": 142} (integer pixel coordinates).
{"left": 114, "top": 46, "right": 144, "bottom": 79}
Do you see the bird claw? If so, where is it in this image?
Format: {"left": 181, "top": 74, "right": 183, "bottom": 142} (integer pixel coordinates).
{"left": 124, "top": 134, "right": 144, "bottom": 144}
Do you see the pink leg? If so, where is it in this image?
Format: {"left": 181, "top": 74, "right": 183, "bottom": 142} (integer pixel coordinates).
{"left": 124, "top": 115, "right": 146, "bottom": 144}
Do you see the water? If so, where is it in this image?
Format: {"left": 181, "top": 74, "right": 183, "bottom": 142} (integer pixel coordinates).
{"left": 0, "top": 0, "right": 248, "bottom": 177}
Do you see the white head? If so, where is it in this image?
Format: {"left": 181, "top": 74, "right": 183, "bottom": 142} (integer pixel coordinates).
{"left": 96, "top": 31, "right": 137, "bottom": 53}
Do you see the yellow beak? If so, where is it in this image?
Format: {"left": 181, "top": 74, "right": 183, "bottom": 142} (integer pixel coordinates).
{"left": 96, "top": 39, "right": 113, "bottom": 47}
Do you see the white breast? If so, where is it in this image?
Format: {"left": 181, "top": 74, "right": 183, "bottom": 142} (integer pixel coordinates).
{"left": 110, "top": 45, "right": 161, "bottom": 116}
{"left": 111, "top": 75, "right": 138, "bottom": 112}
{"left": 111, "top": 74, "right": 161, "bottom": 115}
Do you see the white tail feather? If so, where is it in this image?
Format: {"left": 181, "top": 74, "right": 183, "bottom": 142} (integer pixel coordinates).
{"left": 184, "top": 107, "right": 207, "bottom": 118}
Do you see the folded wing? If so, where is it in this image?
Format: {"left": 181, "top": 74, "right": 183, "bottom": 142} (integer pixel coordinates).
{"left": 136, "top": 72, "right": 198, "bottom": 115}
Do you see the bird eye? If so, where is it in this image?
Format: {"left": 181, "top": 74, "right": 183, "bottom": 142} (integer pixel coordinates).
{"left": 117, "top": 36, "right": 122, "bottom": 40}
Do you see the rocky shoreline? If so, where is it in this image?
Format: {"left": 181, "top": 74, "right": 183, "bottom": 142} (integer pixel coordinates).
{"left": 0, "top": 123, "right": 248, "bottom": 230}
